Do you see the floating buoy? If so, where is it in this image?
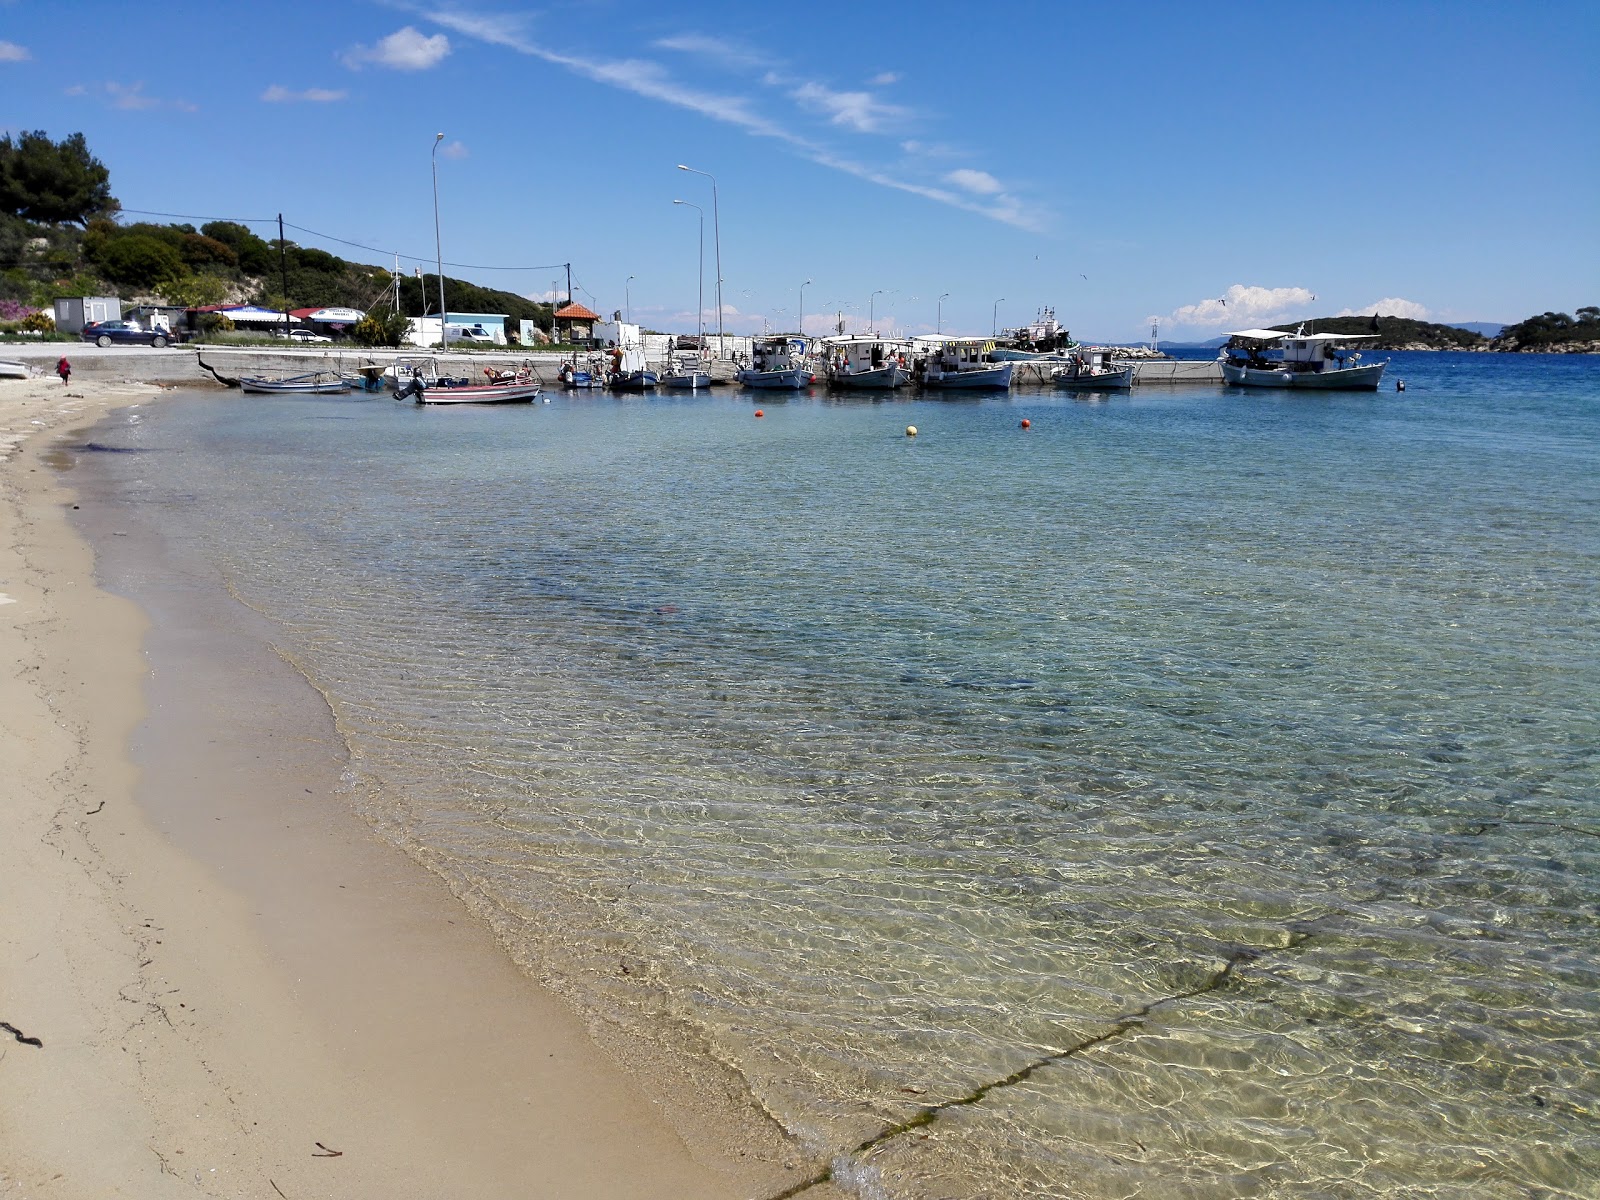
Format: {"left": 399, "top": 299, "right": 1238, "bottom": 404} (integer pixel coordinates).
{"left": 906, "top": 425, "right": 918, "bottom": 437}
{"left": 1396, "top": 380, "right": 1406, "bottom": 392}
{"left": 754, "top": 409, "right": 764, "bottom": 417}
{"left": 1020, "top": 418, "right": 1031, "bottom": 429}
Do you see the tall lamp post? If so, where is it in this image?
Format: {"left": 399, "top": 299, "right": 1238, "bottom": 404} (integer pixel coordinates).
{"left": 625, "top": 275, "right": 635, "bottom": 324}
{"left": 431, "top": 133, "right": 447, "bottom": 348}
{"left": 799, "top": 279, "right": 811, "bottom": 336}
{"left": 938, "top": 293, "right": 950, "bottom": 334}
{"left": 993, "top": 298, "right": 1005, "bottom": 337}
{"left": 677, "top": 164, "right": 722, "bottom": 359}
{"left": 672, "top": 200, "right": 704, "bottom": 352}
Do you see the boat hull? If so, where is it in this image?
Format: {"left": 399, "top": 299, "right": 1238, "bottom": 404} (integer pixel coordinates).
{"left": 737, "top": 367, "right": 814, "bottom": 389}
{"left": 1222, "top": 361, "right": 1387, "bottom": 390}
{"left": 660, "top": 371, "right": 712, "bottom": 389}
{"left": 1053, "top": 366, "right": 1133, "bottom": 391}
{"left": 609, "top": 371, "right": 659, "bottom": 392}
{"left": 829, "top": 364, "right": 909, "bottom": 390}
{"left": 924, "top": 362, "right": 1013, "bottom": 390}
{"left": 407, "top": 381, "right": 543, "bottom": 404}
{"left": 240, "top": 378, "right": 350, "bottom": 394}
{"left": 0, "top": 360, "right": 28, "bottom": 380}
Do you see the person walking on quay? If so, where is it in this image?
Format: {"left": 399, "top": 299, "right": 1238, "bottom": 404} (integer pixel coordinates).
{"left": 56, "top": 355, "right": 71, "bottom": 386}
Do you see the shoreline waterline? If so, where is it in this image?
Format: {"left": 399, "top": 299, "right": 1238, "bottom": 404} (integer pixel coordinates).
{"left": 0, "top": 380, "right": 789, "bottom": 1199}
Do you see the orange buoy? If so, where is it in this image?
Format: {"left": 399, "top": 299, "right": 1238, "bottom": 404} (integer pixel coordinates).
{"left": 754, "top": 409, "right": 764, "bottom": 417}
{"left": 1020, "top": 418, "right": 1031, "bottom": 429}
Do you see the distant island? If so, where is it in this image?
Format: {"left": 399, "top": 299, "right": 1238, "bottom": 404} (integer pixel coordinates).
{"left": 1153, "top": 312, "right": 1600, "bottom": 354}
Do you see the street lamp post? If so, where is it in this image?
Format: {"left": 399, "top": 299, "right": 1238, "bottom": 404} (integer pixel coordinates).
{"left": 430, "top": 133, "right": 447, "bottom": 348}
{"left": 799, "top": 279, "right": 812, "bottom": 336}
{"left": 626, "top": 275, "right": 635, "bottom": 324}
{"left": 870, "top": 288, "right": 886, "bottom": 331}
{"left": 678, "top": 165, "right": 722, "bottom": 359}
{"left": 672, "top": 200, "right": 704, "bottom": 353}
{"left": 993, "top": 298, "right": 1005, "bottom": 337}
{"left": 938, "top": 293, "right": 950, "bottom": 334}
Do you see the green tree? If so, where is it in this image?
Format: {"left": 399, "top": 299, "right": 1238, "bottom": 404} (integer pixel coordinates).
{"left": 157, "top": 271, "right": 227, "bottom": 307}
{"left": 97, "top": 235, "right": 183, "bottom": 288}
{"left": 350, "top": 309, "right": 411, "bottom": 348}
{"left": 0, "top": 131, "right": 118, "bottom": 225}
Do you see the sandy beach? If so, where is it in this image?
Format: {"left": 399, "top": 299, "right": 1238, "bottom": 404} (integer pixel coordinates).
{"left": 0, "top": 375, "right": 812, "bottom": 1199}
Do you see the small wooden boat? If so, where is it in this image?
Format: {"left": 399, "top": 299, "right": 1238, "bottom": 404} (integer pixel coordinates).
{"left": 822, "top": 336, "right": 911, "bottom": 390}
{"left": 606, "top": 345, "right": 658, "bottom": 391}
{"left": 916, "top": 338, "right": 1014, "bottom": 390}
{"left": 239, "top": 371, "right": 350, "bottom": 394}
{"left": 559, "top": 357, "right": 608, "bottom": 389}
{"left": 1052, "top": 347, "right": 1134, "bottom": 390}
{"left": 660, "top": 353, "right": 711, "bottom": 389}
{"left": 392, "top": 357, "right": 543, "bottom": 404}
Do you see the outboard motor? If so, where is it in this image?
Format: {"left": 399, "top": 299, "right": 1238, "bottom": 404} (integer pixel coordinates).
{"left": 394, "top": 376, "right": 426, "bottom": 403}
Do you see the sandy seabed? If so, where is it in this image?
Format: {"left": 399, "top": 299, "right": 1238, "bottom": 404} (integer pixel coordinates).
{"left": 0, "top": 376, "right": 817, "bottom": 1199}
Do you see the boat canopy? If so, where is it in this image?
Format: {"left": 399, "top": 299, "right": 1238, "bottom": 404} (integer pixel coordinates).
{"left": 1226, "top": 328, "right": 1291, "bottom": 341}
{"left": 1294, "top": 332, "right": 1380, "bottom": 341}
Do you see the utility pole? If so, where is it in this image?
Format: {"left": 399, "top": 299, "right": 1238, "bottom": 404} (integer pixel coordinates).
{"left": 278, "top": 213, "right": 290, "bottom": 339}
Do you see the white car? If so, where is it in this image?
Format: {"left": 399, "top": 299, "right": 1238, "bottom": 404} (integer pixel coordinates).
{"left": 447, "top": 326, "right": 496, "bottom": 344}
{"left": 275, "top": 328, "right": 333, "bottom": 343}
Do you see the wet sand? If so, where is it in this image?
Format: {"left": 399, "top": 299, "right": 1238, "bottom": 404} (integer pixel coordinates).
{"left": 0, "top": 377, "right": 806, "bottom": 1199}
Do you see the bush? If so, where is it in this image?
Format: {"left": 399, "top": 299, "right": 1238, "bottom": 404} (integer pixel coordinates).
{"left": 351, "top": 310, "right": 410, "bottom": 348}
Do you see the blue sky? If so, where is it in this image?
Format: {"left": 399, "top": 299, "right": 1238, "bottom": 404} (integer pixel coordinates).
{"left": 2, "top": 0, "right": 1595, "bottom": 340}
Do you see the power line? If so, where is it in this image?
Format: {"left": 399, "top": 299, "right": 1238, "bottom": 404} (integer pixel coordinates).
{"left": 115, "top": 208, "right": 568, "bottom": 274}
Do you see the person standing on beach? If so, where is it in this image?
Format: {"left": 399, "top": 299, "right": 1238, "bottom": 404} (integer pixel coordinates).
{"left": 56, "top": 355, "right": 71, "bottom": 386}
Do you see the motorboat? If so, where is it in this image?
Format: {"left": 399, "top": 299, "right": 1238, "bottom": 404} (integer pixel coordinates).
{"left": 558, "top": 356, "right": 609, "bottom": 389}
{"left": 660, "top": 352, "right": 712, "bottom": 389}
{"left": 915, "top": 337, "right": 1014, "bottom": 390}
{"left": 1052, "top": 347, "right": 1134, "bottom": 390}
{"left": 737, "top": 336, "right": 814, "bottom": 389}
{"left": 993, "top": 306, "right": 1076, "bottom": 358}
{"left": 239, "top": 371, "right": 350, "bottom": 395}
{"left": 606, "top": 345, "right": 658, "bottom": 392}
{"left": 392, "top": 357, "right": 543, "bottom": 404}
{"left": 821, "top": 336, "right": 911, "bottom": 389}
{"left": 1220, "top": 327, "right": 1387, "bottom": 390}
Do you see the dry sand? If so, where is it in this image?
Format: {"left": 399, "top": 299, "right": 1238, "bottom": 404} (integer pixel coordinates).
{"left": 0, "top": 376, "right": 813, "bottom": 1199}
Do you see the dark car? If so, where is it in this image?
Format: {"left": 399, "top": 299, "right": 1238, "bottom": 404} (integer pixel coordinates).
{"left": 80, "top": 320, "right": 174, "bottom": 348}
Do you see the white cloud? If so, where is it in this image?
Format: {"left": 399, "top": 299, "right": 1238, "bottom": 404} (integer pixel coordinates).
{"left": 870, "top": 71, "right": 899, "bottom": 86}
{"left": 654, "top": 34, "right": 762, "bottom": 70}
{"left": 792, "top": 81, "right": 908, "bottom": 133}
{"left": 343, "top": 26, "right": 451, "bottom": 71}
{"left": 1163, "top": 284, "right": 1318, "bottom": 329}
{"left": 0, "top": 40, "right": 29, "bottom": 62}
{"left": 262, "top": 84, "right": 347, "bottom": 103}
{"left": 1337, "top": 297, "right": 1429, "bottom": 320}
{"left": 67, "top": 81, "right": 195, "bottom": 112}
{"left": 944, "top": 168, "right": 1004, "bottom": 196}
{"left": 439, "top": 139, "right": 469, "bottom": 160}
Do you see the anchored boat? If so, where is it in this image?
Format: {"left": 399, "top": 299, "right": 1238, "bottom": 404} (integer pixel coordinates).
{"left": 392, "top": 357, "right": 543, "bottom": 404}
{"left": 916, "top": 337, "right": 1014, "bottom": 391}
{"left": 737, "top": 337, "right": 814, "bottom": 389}
{"left": 1053, "top": 347, "right": 1134, "bottom": 391}
{"left": 821, "top": 336, "right": 911, "bottom": 390}
{"left": 1221, "top": 328, "right": 1387, "bottom": 390}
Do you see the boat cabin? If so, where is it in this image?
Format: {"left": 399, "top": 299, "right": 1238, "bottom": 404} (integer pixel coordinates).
{"left": 826, "top": 337, "right": 907, "bottom": 374}
{"left": 921, "top": 337, "right": 995, "bottom": 372}
{"left": 751, "top": 336, "right": 809, "bottom": 372}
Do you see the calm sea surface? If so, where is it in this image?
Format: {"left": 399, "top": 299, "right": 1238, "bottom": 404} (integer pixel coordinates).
{"left": 82, "top": 353, "right": 1598, "bottom": 1198}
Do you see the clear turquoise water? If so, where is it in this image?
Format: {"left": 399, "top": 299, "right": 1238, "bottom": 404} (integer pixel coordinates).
{"left": 85, "top": 354, "right": 1599, "bottom": 1198}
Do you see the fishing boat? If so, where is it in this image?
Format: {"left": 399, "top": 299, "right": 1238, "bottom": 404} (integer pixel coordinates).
{"left": 821, "top": 336, "right": 911, "bottom": 390}
{"left": 993, "top": 306, "right": 1077, "bottom": 358}
{"left": 737, "top": 336, "right": 814, "bottom": 389}
{"left": 660, "top": 352, "right": 712, "bottom": 389}
{"left": 1052, "top": 347, "right": 1134, "bottom": 390}
{"left": 558, "top": 356, "right": 608, "bottom": 389}
{"left": 1220, "top": 328, "right": 1387, "bottom": 390}
{"left": 606, "top": 345, "right": 658, "bottom": 392}
{"left": 391, "top": 357, "right": 543, "bottom": 404}
{"left": 916, "top": 337, "right": 1014, "bottom": 390}
{"left": 238, "top": 371, "right": 351, "bottom": 395}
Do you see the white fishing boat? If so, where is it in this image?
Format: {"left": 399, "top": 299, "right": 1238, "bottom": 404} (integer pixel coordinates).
{"left": 994, "top": 305, "right": 1077, "bottom": 358}
{"left": 1220, "top": 328, "right": 1387, "bottom": 390}
{"left": 1052, "top": 347, "right": 1134, "bottom": 390}
{"left": 558, "top": 355, "right": 608, "bottom": 389}
{"left": 737, "top": 337, "right": 814, "bottom": 389}
{"left": 660, "top": 352, "right": 712, "bottom": 389}
{"left": 392, "top": 357, "right": 543, "bottom": 404}
{"left": 821, "top": 336, "right": 911, "bottom": 390}
{"left": 916, "top": 337, "right": 1014, "bottom": 390}
{"left": 606, "top": 345, "right": 658, "bottom": 392}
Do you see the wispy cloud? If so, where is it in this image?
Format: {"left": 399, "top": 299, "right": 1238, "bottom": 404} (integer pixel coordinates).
{"left": 1337, "top": 297, "right": 1429, "bottom": 320}
{"left": 0, "top": 40, "right": 28, "bottom": 62}
{"left": 262, "top": 84, "right": 348, "bottom": 103}
{"left": 439, "top": 139, "right": 469, "bottom": 159}
{"left": 870, "top": 71, "right": 899, "bottom": 86}
{"left": 1159, "top": 284, "right": 1318, "bottom": 329}
{"left": 66, "top": 81, "right": 196, "bottom": 112}
{"left": 945, "top": 168, "right": 1004, "bottom": 196}
{"left": 343, "top": 26, "right": 451, "bottom": 70}
{"left": 653, "top": 33, "right": 763, "bottom": 71}
{"left": 391, "top": 6, "right": 1047, "bottom": 231}
{"left": 791, "top": 81, "right": 909, "bottom": 134}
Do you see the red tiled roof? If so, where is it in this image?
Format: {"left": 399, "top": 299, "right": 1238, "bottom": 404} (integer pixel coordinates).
{"left": 552, "top": 302, "right": 600, "bottom": 321}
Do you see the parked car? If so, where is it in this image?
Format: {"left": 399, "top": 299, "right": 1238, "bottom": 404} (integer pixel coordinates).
{"left": 273, "top": 328, "right": 333, "bottom": 343}
{"left": 446, "top": 326, "right": 496, "bottom": 345}
{"left": 80, "top": 320, "right": 173, "bottom": 348}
